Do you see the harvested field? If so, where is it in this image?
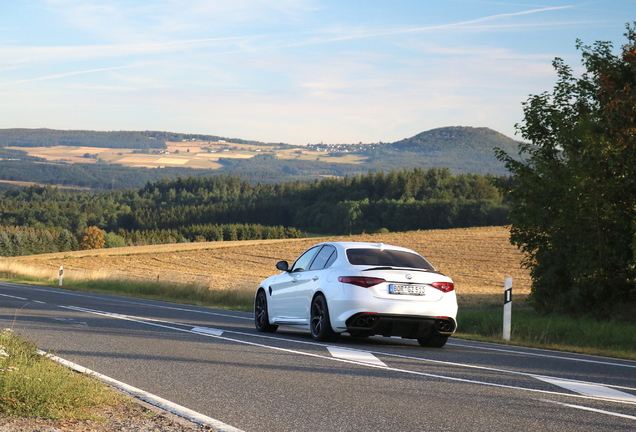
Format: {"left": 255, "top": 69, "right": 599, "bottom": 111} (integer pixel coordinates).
{"left": 3, "top": 226, "right": 530, "bottom": 307}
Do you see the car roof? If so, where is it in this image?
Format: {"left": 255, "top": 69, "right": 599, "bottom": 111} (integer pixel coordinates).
{"left": 319, "top": 241, "right": 417, "bottom": 253}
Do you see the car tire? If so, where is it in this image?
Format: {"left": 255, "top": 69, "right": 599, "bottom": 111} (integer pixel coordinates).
{"left": 310, "top": 295, "right": 339, "bottom": 342}
{"left": 254, "top": 289, "right": 278, "bottom": 333}
{"left": 417, "top": 335, "right": 449, "bottom": 348}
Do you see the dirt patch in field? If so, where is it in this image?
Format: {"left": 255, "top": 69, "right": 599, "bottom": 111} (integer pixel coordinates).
{"left": 5, "top": 227, "right": 530, "bottom": 307}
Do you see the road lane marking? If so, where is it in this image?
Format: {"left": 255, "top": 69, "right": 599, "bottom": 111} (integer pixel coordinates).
{"left": 540, "top": 399, "right": 636, "bottom": 420}
{"left": 0, "top": 293, "right": 28, "bottom": 300}
{"left": 9, "top": 283, "right": 636, "bottom": 370}
{"left": 534, "top": 376, "right": 636, "bottom": 402}
{"left": 39, "top": 350, "right": 245, "bottom": 432}
{"left": 367, "top": 350, "right": 636, "bottom": 395}
{"left": 192, "top": 326, "right": 224, "bottom": 336}
{"left": 327, "top": 347, "right": 387, "bottom": 367}
{"left": 448, "top": 341, "right": 636, "bottom": 369}
{"left": 52, "top": 317, "right": 88, "bottom": 327}
{"left": 58, "top": 305, "right": 636, "bottom": 408}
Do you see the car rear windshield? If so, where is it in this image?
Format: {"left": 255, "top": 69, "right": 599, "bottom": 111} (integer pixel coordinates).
{"left": 346, "top": 248, "right": 434, "bottom": 270}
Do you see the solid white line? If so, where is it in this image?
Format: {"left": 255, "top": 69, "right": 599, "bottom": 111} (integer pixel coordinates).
{"left": 38, "top": 350, "right": 245, "bottom": 432}
{"left": 375, "top": 350, "right": 636, "bottom": 394}
{"left": 23, "top": 285, "right": 253, "bottom": 320}
{"left": 448, "top": 341, "right": 636, "bottom": 369}
{"left": 540, "top": 399, "right": 636, "bottom": 420}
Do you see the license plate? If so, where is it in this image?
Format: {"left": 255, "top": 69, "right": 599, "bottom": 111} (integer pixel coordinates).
{"left": 388, "top": 284, "right": 426, "bottom": 296}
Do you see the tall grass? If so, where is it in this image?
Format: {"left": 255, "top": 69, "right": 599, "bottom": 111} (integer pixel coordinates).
{"left": 67, "top": 278, "right": 255, "bottom": 311}
{"left": 456, "top": 309, "right": 636, "bottom": 360}
{"left": 0, "top": 261, "right": 255, "bottom": 311}
{"left": 0, "top": 329, "right": 121, "bottom": 419}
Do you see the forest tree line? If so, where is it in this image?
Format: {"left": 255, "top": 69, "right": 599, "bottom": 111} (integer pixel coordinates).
{"left": 0, "top": 167, "right": 509, "bottom": 257}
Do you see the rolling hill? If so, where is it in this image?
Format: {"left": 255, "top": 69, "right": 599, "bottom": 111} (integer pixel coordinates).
{"left": 0, "top": 126, "right": 521, "bottom": 190}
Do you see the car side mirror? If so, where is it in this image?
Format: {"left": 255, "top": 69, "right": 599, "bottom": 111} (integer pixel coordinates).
{"left": 276, "top": 260, "right": 289, "bottom": 272}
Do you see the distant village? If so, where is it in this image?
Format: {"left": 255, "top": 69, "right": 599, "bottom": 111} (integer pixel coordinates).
{"left": 305, "top": 142, "right": 381, "bottom": 152}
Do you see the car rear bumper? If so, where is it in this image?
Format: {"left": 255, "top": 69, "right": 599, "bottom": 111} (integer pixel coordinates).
{"left": 345, "top": 313, "right": 456, "bottom": 338}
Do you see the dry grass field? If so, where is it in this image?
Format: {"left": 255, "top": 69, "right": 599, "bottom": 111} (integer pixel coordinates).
{"left": 5, "top": 140, "right": 368, "bottom": 172}
{"left": 2, "top": 226, "right": 530, "bottom": 307}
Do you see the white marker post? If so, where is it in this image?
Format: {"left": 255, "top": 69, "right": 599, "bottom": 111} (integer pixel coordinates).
{"left": 503, "top": 277, "right": 512, "bottom": 341}
{"left": 59, "top": 266, "right": 64, "bottom": 287}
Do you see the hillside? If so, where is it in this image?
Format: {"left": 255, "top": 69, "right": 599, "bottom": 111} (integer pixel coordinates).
{"left": 364, "top": 126, "right": 522, "bottom": 175}
{"left": 391, "top": 126, "right": 520, "bottom": 154}
{"left": 0, "top": 128, "right": 282, "bottom": 149}
{"left": 0, "top": 126, "right": 520, "bottom": 189}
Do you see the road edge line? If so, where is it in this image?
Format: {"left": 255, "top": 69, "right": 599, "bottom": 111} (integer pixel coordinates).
{"left": 37, "top": 350, "right": 245, "bottom": 432}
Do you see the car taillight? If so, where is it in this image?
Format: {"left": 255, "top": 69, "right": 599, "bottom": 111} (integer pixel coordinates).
{"left": 430, "top": 282, "right": 454, "bottom": 293}
{"left": 338, "top": 276, "right": 386, "bottom": 288}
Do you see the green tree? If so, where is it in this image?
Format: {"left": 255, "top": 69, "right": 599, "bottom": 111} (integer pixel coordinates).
{"left": 104, "top": 232, "right": 127, "bottom": 248}
{"left": 495, "top": 24, "right": 636, "bottom": 317}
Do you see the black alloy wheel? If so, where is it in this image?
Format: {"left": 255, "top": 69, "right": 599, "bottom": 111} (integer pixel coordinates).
{"left": 310, "top": 295, "right": 339, "bottom": 342}
{"left": 254, "top": 289, "right": 278, "bottom": 333}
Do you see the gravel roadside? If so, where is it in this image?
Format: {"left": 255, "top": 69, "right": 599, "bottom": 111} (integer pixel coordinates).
{"left": 0, "top": 397, "right": 218, "bottom": 432}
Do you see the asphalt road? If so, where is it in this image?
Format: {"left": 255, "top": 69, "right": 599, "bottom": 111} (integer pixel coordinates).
{"left": 1, "top": 281, "right": 635, "bottom": 432}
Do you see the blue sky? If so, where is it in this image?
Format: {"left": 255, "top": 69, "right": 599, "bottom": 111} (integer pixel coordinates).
{"left": 0, "top": 1, "right": 633, "bottom": 145}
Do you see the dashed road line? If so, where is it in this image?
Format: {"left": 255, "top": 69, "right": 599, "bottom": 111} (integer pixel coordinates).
{"left": 327, "top": 346, "right": 387, "bottom": 367}
{"left": 535, "top": 376, "right": 636, "bottom": 403}
{"left": 57, "top": 305, "right": 636, "bottom": 408}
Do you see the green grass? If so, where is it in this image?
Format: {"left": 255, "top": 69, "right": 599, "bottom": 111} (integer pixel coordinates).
{"left": 456, "top": 309, "right": 636, "bottom": 360}
{"left": 63, "top": 278, "right": 255, "bottom": 312}
{"left": 0, "top": 329, "right": 122, "bottom": 419}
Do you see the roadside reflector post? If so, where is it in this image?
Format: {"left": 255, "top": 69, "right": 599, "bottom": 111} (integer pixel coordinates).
{"left": 59, "top": 266, "right": 64, "bottom": 287}
{"left": 503, "top": 277, "right": 512, "bottom": 341}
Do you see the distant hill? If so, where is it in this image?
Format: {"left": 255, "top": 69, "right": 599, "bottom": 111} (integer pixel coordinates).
{"left": 0, "top": 128, "right": 283, "bottom": 149}
{"left": 390, "top": 126, "right": 519, "bottom": 153}
{"left": 367, "top": 126, "right": 521, "bottom": 175}
{"left": 0, "top": 126, "right": 521, "bottom": 190}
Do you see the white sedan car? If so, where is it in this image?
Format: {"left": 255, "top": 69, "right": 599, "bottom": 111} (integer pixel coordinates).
{"left": 254, "top": 241, "right": 457, "bottom": 347}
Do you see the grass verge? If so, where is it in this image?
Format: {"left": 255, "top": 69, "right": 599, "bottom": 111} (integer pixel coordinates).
{"left": 0, "top": 329, "right": 123, "bottom": 419}
{"left": 456, "top": 308, "right": 636, "bottom": 360}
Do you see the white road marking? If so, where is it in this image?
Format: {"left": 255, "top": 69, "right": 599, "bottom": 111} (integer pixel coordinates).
{"left": 448, "top": 341, "right": 636, "bottom": 369}
{"left": 58, "top": 305, "right": 636, "bottom": 408}
{"left": 39, "top": 350, "right": 245, "bottom": 432}
{"left": 0, "top": 293, "right": 28, "bottom": 300}
{"left": 24, "top": 285, "right": 252, "bottom": 320}
{"left": 327, "top": 347, "right": 387, "bottom": 367}
{"left": 7, "top": 285, "right": 633, "bottom": 410}
{"left": 535, "top": 376, "right": 636, "bottom": 403}
{"left": 191, "top": 326, "right": 224, "bottom": 336}
{"left": 540, "top": 399, "right": 636, "bottom": 420}
{"left": 52, "top": 317, "right": 88, "bottom": 326}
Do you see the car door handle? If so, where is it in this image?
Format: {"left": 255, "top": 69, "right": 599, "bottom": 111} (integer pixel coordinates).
{"left": 312, "top": 276, "right": 319, "bottom": 281}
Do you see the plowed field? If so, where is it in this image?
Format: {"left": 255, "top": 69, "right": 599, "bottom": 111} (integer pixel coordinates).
{"left": 4, "top": 226, "right": 531, "bottom": 306}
